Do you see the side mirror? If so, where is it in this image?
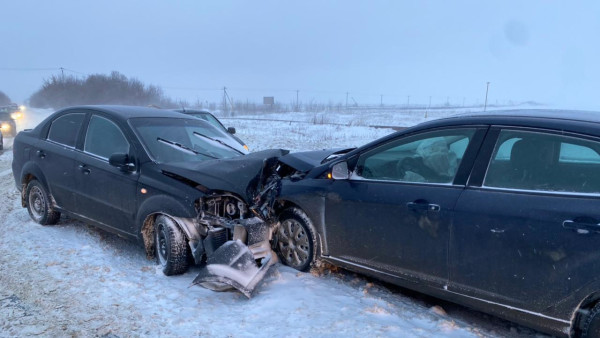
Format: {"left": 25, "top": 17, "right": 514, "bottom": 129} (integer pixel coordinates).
{"left": 109, "top": 153, "right": 135, "bottom": 171}
{"left": 331, "top": 161, "right": 349, "bottom": 180}
{"left": 227, "top": 127, "right": 236, "bottom": 134}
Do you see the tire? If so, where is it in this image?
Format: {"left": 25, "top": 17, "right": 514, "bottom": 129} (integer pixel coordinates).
{"left": 580, "top": 303, "right": 600, "bottom": 338}
{"left": 155, "top": 215, "right": 189, "bottom": 276}
{"left": 25, "top": 180, "right": 60, "bottom": 225}
{"left": 275, "top": 208, "right": 315, "bottom": 272}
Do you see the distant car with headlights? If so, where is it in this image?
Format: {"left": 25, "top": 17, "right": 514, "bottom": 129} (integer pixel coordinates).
{"left": 176, "top": 109, "right": 248, "bottom": 151}
{"left": 0, "top": 104, "right": 20, "bottom": 136}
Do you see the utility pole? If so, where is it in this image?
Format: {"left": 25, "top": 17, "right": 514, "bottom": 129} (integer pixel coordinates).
{"left": 60, "top": 67, "right": 65, "bottom": 79}
{"left": 484, "top": 82, "right": 490, "bottom": 111}
{"left": 223, "top": 87, "right": 228, "bottom": 114}
{"left": 407, "top": 95, "right": 410, "bottom": 108}
{"left": 426, "top": 96, "right": 431, "bottom": 118}
{"left": 296, "top": 90, "right": 299, "bottom": 111}
{"left": 380, "top": 94, "right": 383, "bottom": 106}
{"left": 345, "top": 92, "right": 349, "bottom": 108}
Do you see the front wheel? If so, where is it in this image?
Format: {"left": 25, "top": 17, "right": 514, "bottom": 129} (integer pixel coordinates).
{"left": 275, "top": 208, "right": 315, "bottom": 272}
{"left": 155, "top": 215, "right": 189, "bottom": 276}
{"left": 25, "top": 180, "right": 60, "bottom": 225}
{"left": 579, "top": 303, "right": 600, "bottom": 338}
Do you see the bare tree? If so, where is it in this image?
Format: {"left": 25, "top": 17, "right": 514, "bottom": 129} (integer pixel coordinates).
{"left": 0, "top": 91, "right": 11, "bottom": 105}
{"left": 29, "top": 71, "right": 181, "bottom": 109}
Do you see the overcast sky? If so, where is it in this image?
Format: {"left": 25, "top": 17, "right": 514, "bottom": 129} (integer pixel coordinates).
{"left": 1, "top": 1, "right": 599, "bottom": 108}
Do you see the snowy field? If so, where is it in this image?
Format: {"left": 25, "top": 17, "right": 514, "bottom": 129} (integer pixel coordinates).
{"left": 0, "top": 108, "right": 549, "bottom": 337}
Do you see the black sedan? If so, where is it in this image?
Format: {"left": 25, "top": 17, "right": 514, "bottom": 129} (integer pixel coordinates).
{"left": 273, "top": 110, "right": 600, "bottom": 337}
{"left": 11, "top": 105, "right": 291, "bottom": 284}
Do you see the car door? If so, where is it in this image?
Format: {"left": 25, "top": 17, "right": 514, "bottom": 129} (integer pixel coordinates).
{"left": 324, "top": 127, "right": 486, "bottom": 285}
{"left": 450, "top": 127, "right": 600, "bottom": 316}
{"left": 73, "top": 114, "right": 139, "bottom": 234}
{"left": 34, "top": 112, "right": 86, "bottom": 211}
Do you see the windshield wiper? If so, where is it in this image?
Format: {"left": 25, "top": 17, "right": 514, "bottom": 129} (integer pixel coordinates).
{"left": 192, "top": 131, "right": 244, "bottom": 155}
{"left": 156, "top": 137, "right": 218, "bottom": 159}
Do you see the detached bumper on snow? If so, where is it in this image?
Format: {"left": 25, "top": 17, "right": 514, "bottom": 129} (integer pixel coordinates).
{"left": 193, "top": 239, "right": 277, "bottom": 298}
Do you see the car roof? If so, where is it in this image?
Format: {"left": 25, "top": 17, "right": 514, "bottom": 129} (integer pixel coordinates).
{"left": 175, "top": 109, "right": 212, "bottom": 115}
{"left": 62, "top": 105, "right": 189, "bottom": 121}
{"left": 353, "top": 109, "right": 600, "bottom": 155}
{"left": 444, "top": 109, "right": 600, "bottom": 124}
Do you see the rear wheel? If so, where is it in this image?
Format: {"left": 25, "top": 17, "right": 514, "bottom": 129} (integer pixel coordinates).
{"left": 26, "top": 180, "right": 60, "bottom": 225}
{"left": 155, "top": 215, "right": 189, "bottom": 276}
{"left": 275, "top": 208, "right": 315, "bottom": 272}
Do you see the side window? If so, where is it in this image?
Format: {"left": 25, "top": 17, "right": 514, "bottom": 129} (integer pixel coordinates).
{"left": 559, "top": 143, "right": 600, "bottom": 164}
{"left": 356, "top": 129, "right": 476, "bottom": 184}
{"left": 484, "top": 130, "right": 600, "bottom": 193}
{"left": 84, "top": 115, "right": 129, "bottom": 159}
{"left": 47, "top": 113, "right": 86, "bottom": 147}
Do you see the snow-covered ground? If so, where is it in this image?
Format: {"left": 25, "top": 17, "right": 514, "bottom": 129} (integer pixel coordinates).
{"left": 0, "top": 108, "right": 549, "bottom": 337}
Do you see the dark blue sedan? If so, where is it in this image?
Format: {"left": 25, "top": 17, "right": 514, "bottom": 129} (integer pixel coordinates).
{"left": 273, "top": 109, "right": 600, "bottom": 337}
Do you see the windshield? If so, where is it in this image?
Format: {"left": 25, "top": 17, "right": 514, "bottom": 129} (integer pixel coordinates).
{"left": 186, "top": 113, "right": 225, "bottom": 131}
{"left": 129, "top": 117, "right": 242, "bottom": 163}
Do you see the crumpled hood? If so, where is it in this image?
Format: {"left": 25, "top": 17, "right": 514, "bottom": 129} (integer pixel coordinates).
{"left": 158, "top": 147, "right": 352, "bottom": 203}
{"left": 159, "top": 149, "right": 288, "bottom": 203}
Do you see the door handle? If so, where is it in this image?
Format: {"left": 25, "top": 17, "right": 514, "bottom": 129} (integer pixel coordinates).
{"left": 78, "top": 164, "right": 91, "bottom": 175}
{"left": 36, "top": 150, "right": 46, "bottom": 159}
{"left": 563, "top": 220, "right": 600, "bottom": 233}
{"left": 407, "top": 202, "right": 440, "bottom": 212}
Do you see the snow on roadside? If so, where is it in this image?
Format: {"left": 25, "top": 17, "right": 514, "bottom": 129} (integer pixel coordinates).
{"left": 0, "top": 156, "right": 486, "bottom": 337}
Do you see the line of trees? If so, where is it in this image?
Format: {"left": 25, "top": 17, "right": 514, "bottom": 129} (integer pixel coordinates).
{"left": 29, "top": 71, "right": 183, "bottom": 109}
{"left": 0, "top": 91, "right": 11, "bottom": 106}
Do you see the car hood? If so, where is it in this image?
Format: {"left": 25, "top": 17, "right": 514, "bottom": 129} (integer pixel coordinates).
{"left": 158, "top": 148, "right": 351, "bottom": 203}
{"left": 278, "top": 148, "right": 355, "bottom": 172}
{"left": 159, "top": 149, "right": 288, "bottom": 203}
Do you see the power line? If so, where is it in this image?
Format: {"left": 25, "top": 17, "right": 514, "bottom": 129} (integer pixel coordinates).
{"left": 0, "top": 67, "right": 57, "bottom": 71}
{"left": 61, "top": 67, "right": 86, "bottom": 75}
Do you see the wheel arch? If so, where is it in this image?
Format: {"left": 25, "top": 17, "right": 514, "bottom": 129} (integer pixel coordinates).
{"left": 276, "top": 200, "right": 323, "bottom": 261}
{"left": 19, "top": 162, "right": 50, "bottom": 208}
{"left": 136, "top": 195, "right": 198, "bottom": 259}
{"left": 571, "top": 292, "right": 600, "bottom": 336}
{"left": 277, "top": 196, "right": 327, "bottom": 257}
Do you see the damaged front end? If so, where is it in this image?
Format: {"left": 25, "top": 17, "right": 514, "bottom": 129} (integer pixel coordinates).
{"left": 163, "top": 148, "right": 350, "bottom": 297}
{"left": 187, "top": 153, "right": 290, "bottom": 298}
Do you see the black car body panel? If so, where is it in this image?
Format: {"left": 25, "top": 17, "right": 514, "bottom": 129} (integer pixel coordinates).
{"left": 278, "top": 148, "right": 353, "bottom": 172}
